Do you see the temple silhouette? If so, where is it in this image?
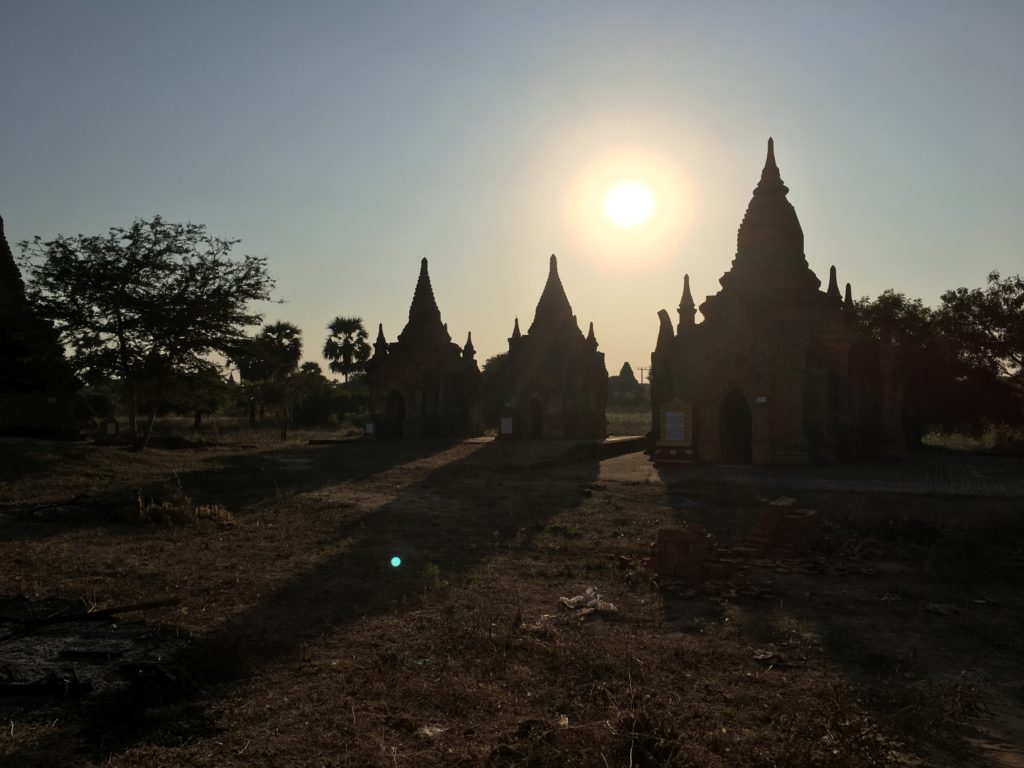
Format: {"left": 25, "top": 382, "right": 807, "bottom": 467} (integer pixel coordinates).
{"left": 366, "top": 258, "right": 482, "bottom": 438}
{"left": 497, "top": 255, "right": 608, "bottom": 439}
{"left": 0, "top": 214, "right": 79, "bottom": 435}
{"left": 650, "top": 139, "right": 903, "bottom": 463}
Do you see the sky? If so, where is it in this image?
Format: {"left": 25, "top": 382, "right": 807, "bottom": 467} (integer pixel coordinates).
{"left": 3, "top": 1, "right": 1022, "bottom": 377}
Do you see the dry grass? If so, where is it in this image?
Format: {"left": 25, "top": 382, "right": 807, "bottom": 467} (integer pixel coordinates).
{"left": 1, "top": 437, "right": 1022, "bottom": 767}
{"left": 923, "top": 425, "right": 1024, "bottom": 454}
{"left": 607, "top": 408, "right": 650, "bottom": 436}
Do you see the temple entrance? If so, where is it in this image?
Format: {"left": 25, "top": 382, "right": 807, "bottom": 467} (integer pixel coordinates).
{"left": 383, "top": 391, "right": 406, "bottom": 438}
{"left": 528, "top": 398, "right": 543, "bottom": 439}
{"left": 719, "top": 389, "right": 752, "bottom": 464}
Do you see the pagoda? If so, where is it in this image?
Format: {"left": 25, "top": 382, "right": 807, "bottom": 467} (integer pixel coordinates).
{"left": 650, "top": 140, "right": 902, "bottom": 464}
{"left": 498, "top": 254, "right": 607, "bottom": 438}
{"left": 366, "top": 258, "right": 481, "bottom": 438}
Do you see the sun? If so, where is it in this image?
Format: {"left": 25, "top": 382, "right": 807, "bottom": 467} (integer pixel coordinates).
{"left": 603, "top": 180, "right": 655, "bottom": 228}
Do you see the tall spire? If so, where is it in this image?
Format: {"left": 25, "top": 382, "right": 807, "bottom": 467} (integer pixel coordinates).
{"left": 509, "top": 316, "right": 521, "bottom": 344}
{"left": 372, "top": 322, "right": 388, "bottom": 359}
{"left": 586, "top": 321, "right": 598, "bottom": 349}
{"left": 843, "top": 282, "right": 854, "bottom": 313}
{"left": 528, "top": 254, "right": 577, "bottom": 335}
{"left": 677, "top": 273, "right": 696, "bottom": 334}
{"left": 398, "top": 257, "right": 450, "bottom": 345}
{"left": 463, "top": 331, "right": 476, "bottom": 360}
{"left": 760, "top": 136, "right": 783, "bottom": 187}
{"left": 826, "top": 265, "right": 842, "bottom": 304}
{"left": 408, "top": 258, "right": 442, "bottom": 326}
{"left": 735, "top": 137, "right": 802, "bottom": 261}
{"left": 0, "top": 214, "right": 28, "bottom": 306}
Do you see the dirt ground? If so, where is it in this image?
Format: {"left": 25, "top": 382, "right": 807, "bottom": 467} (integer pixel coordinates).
{"left": 1, "top": 436, "right": 1023, "bottom": 767}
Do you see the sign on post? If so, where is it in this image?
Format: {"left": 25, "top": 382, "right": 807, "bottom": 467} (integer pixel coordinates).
{"left": 660, "top": 399, "right": 693, "bottom": 446}
{"left": 655, "top": 398, "right": 694, "bottom": 465}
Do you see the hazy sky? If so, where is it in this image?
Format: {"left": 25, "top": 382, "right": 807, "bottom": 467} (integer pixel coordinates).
{"left": 3, "top": 1, "right": 1022, "bottom": 376}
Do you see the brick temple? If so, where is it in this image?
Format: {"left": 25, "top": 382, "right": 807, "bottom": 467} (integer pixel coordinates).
{"left": 366, "top": 258, "right": 482, "bottom": 438}
{"left": 0, "top": 214, "right": 79, "bottom": 435}
{"left": 498, "top": 254, "right": 607, "bottom": 439}
{"left": 650, "top": 139, "right": 903, "bottom": 464}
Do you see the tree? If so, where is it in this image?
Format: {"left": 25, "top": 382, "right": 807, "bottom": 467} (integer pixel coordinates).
{"left": 323, "top": 316, "right": 370, "bottom": 382}
{"left": 232, "top": 321, "right": 302, "bottom": 439}
{"left": 159, "top": 363, "right": 233, "bottom": 431}
{"left": 855, "top": 288, "right": 1022, "bottom": 444}
{"left": 480, "top": 352, "right": 510, "bottom": 429}
{"left": 937, "top": 271, "right": 1024, "bottom": 381}
{"left": 19, "top": 216, "right": 274, "bottom": 447}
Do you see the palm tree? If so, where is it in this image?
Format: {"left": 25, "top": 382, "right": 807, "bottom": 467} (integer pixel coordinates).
{"left": 323, "top": 316, "right": 370, "bottom": 383}
{"left": 232, "top": 321, "right": 303, "bottom": 436}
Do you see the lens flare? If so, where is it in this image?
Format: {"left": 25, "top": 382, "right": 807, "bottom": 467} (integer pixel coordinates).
{"left": 390, "top": 556, "right": 402, "bottom": 567}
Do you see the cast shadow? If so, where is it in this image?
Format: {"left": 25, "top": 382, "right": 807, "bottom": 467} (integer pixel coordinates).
{"left": 69, "top": 439, "right": 600, "bottom": 757}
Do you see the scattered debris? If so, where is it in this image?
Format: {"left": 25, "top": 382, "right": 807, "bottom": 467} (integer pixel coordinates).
{"left": 417, "top": 724, "right": 447, "bottom": 738}
{"left": 752, "top": 646, "right": 804, "bottom": 669}
{"left": 559, "top": 587, "right": 618, "bottom": 616}
{"left": 520, "top": 614, "right": 558, "bottom": 637}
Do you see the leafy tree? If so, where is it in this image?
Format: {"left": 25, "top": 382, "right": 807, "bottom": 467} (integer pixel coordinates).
{"left": 855, "top": 287, "right": 1022, "bottom": 444}
{"left": 937, "top": 271, "right": 1024, "bottom": 380}
{"left": 854, "top": 290, "right": 933, "bottom": 348}
{"left": 160, "top": 363, "right": 233, "bottom": 431}
{"left": 480, "top": 352, "right": 510, "bottom": 429}
{"left": 287, "top": 361, "right": 368, "bottom": 427}
{"left": 18, "top": 216, "right": 273, "bottom": 446}
{"left": 232, "top": 321, "right": 302, "bottom": 439}
{"left": 323, "top": 316, "right": 370, "bottom": 382}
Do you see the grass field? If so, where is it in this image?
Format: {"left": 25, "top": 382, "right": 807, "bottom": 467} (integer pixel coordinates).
{"left": 1, "top": 436, "right": 1023, "bottom": 766}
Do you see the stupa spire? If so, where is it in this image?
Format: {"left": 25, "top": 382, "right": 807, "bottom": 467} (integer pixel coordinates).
{"left": 528, "top": 254, "right": 576, "bottom": 335}
{"left": 398, "top": 258, "right": 450, "bottom": 345}
{"left": 843, "top": 282, "right": 854, "bottom": 313}
{"left": 735, "top": 138, "right": 802, "bottom": 260}
{"left": 463, "top": 331, "right": 475, "bottom": 360}
{"left": 408, "top": 258, "right": 442, "bottom": 326}
{"left": 826, "top": 265, "right": 842, "bottom": 304}
{"left": 677, "top": 273, "right": 696, "bottom": 334}
{"left": 760, "top": 136, "right": 783, "bottom": 186}
{"left": 0, "top": 214, "right": 28, "bottom": 305}
{"left": 372, "top": 322, "right": 388, "bottom": 357}
{"left": 586, "top": 321, "right": 598, "bottom": 348}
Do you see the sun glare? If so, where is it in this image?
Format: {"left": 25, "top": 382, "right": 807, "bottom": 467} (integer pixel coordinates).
{"left": 603, "top": 180, "right": 654, "bottom": 228}
{"left": 563, "top": 147, "right": 694, "bottom": 270}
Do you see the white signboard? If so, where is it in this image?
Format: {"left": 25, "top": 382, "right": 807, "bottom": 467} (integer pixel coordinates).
{"left": 664, "top": 411, "right": 687, "bottom": 442}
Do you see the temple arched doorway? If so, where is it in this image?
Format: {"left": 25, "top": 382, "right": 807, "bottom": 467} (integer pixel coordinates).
{"left": 719, "top": 389, "right": 752, "bottom": 464}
